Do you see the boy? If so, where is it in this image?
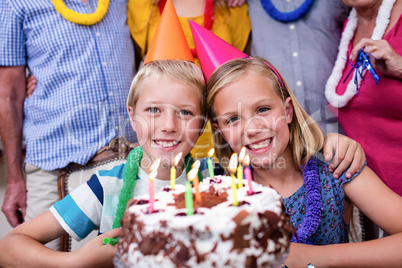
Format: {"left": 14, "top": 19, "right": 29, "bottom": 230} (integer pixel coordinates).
{"left": 0, "top": 1, "right": 208, "bottom": 266}
{"left": 0, "top": 59, "right": 207, "bottom": 267}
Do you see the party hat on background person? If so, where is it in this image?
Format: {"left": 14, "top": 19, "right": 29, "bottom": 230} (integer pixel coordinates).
{"left": 189, "top": 20, "right": 248, "bottom": 80}
{"left": 144, "top": 0, "right": 194, "bottom": 64}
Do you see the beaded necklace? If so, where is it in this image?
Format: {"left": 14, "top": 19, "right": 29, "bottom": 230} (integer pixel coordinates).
{"left": 113, "top": 147, "right": 198, "bottom": 228}
{"left": 260, "top": 0, "right": 315, "bottom": 22}
{"left": 282, "top": 156, "right": 322, "bottom": 244}
{"left": 51, "top": 0, "right": 110, "bottom": 26}
{"left": 294, "top": 156, "right": 322, "bottom": 243}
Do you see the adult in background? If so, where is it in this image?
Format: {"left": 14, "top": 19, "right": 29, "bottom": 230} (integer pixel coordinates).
{"left": 248, "top": 0, "right": 349, "bottom": 134}
{"left": 0, "top": 0, "right": 136, "bottom": 249}
{"left": 326, "top": 0, "right": 402, "bottom": 196}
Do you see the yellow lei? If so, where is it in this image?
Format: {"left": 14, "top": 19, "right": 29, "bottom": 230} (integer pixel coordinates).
{"left": 51, "top": 0, "right": 110, "bottom": 25}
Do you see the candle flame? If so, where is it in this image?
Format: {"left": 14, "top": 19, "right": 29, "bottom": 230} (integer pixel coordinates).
{"left": 150, "top": 158, "right": 161, "bottom": 172}
{"left": 173, "top": 152, "right": 182, "bottom": 166}
{"left": 228, "top": 153, "right": 238, "bottom": 173}
{"left": 149, "top": 170, "right": 157, "bottom": 182}
{"left": 192, "top": 160, "right": 200, "bottom": 170}
{"left": 244, "top": 155, "right": 250, "bottom": 166}
{"left": 239, "top": 147, "right": 246, "bottom": 163}
{"left": 187, "top": 167, "right": 198, "bottom": 182}
{"left": 207, "top": 148, "right": 215, "bottom": 157}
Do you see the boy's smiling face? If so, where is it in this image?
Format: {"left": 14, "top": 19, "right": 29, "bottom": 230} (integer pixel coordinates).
{"left": 128, "top": 75, "right": 204, "bottom": 170}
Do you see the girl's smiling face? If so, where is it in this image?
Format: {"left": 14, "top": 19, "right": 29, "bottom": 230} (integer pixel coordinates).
{"left": 128, "top": 75, "right": 204, "bottom": 170}
{"left": 212, "top": 72, "right": 294, "bottom": 168}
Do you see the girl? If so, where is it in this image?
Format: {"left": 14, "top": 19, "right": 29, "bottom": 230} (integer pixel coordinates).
{"left": 207, "top": 56, "right": 402, "bottom": 267}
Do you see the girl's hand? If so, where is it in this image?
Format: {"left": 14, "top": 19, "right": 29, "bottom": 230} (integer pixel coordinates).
{"left": 350, "top": 38, "right": 402, "bottom": 80}
{"left": 283, "top": 243, "right": 324, "bottom": 268}
{"left": 323, "top": 133, "right": 365, "bottom": 179}
{"left": 26, "top": 75, "right": 37, "bottom": 97}
{"left": 227, "top": 0, "right": 246, "bottom": 7}
{"left": 72, "top": 228, "right": 122, "bottom": 268}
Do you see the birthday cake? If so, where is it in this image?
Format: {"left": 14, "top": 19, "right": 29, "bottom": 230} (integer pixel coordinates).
{"left": 114, "top": 176, "right": 294, "bottom": 267}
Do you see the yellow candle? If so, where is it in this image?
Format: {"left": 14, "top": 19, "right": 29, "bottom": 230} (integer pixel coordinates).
{"left": 237, "top": 164, "right": 243, "bottom": 188}
{"left": 228, "top": 153, "right": 239, "bottom": 206}
{"left": 237, "top": 147, "right": 246, "bottom": 188}
{"left": 230, "top": 173, "right": 238, "bottom": 206}
{"left": 170, "top": 166, "right": 176, "bottom": 190}
{"left": 170, "top": 152, "right": 182, "bottom": 190}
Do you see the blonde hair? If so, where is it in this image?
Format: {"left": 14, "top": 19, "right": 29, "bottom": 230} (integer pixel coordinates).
{"left": 207, "top": 57, "right": 324, "bottom": 172}
{"left": 127, "top": 60, "right": 206, "bottom": 116}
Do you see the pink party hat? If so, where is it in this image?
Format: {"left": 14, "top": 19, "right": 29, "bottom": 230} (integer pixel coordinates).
{"left": 189, "top": 20, "right": 248, "bottom": 80}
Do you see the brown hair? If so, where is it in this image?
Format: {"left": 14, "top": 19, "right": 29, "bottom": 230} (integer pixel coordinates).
{"left": 207, "top": 57, "right": 324, "bottom": 173}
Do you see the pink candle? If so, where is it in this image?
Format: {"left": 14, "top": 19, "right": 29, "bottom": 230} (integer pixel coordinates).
{"left": 244, "top": 155, "right": 254, "bottom": 194}
{"left": 148, "top": 158, "right": 160, "bottom": 212}
{"left": 148, "top": 178, "right": 155, "bottom": 211}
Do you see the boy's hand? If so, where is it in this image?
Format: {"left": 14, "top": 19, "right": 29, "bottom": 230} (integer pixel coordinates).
{"left": 72, "top": 228, "right": 122, "bottom": 268}
{"left": 323, "top": 133, "right": 365, "bottom": 179}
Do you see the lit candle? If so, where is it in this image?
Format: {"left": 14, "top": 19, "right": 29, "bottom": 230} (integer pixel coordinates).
{"left": 150, "top": 158, "right": 161, "bottom": 172}
{"left": 228, "top": 153, "right": 239, "bottom": 206}
{"left": 192, "top": 160, "right": 202, "bottom": 202}
{"left": 170, "top": 152, "right": 182, "bottom": 190}
{"left": 148, "top": 169, "right": 157, "bottom": 212}
{"left": 237, "top": 147, "right": 246, "bottom": 188}
{"left": 186, "top": 168, "right": 198, "bottom": 216}
{"left": 244, "top": 155, "right": 254, "bottom": 194}
{"left": 207, "top": 148, "right": 215, "bottom": 178}
{"left": 192, "top": 159, "right": 200, "bottom": 169}
{"left": 148, "top": 158, "right": 160, "bottom": 212}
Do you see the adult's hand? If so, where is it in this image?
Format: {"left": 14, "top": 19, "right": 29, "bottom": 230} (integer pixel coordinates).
{"left": 1, "top": 170, "right": 26, "bottom": 227}
{"left": 350, "top": 38, "right": 402, "bottom": 80}
{"left": 323, "top": 133, "right": 365, "bottom": 179}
